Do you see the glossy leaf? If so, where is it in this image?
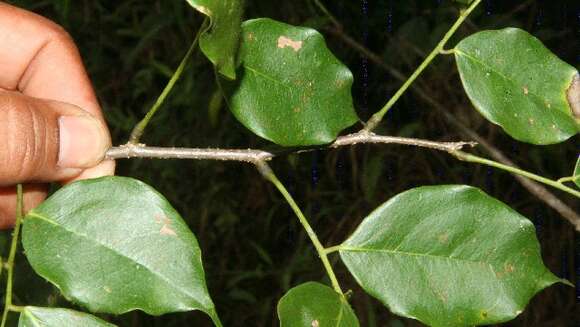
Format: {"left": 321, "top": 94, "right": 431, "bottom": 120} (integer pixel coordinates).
{"left": 339, "top": 185, "right": 565, "bottom": 327}
{"left": 19, "top": 307, "right": 115, "bottom": 327}
{"left": 455, "top": 28, "right": 579, "bottom": 144}
{"left": 185, "top": 0, "right": 243, "bottom": 79}
{"left": 22, "top": 176, "right": 218, "bottom": 321}
{"left": 277, "top": 282, "right": 359, "bottom": 327}
{"left": 227, "top": 18, "right": 359, "bottom": 146}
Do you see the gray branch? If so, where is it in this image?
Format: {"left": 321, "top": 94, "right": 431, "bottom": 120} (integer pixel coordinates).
{"left": 105, "top": 132, "right": 476, "bottom": 164}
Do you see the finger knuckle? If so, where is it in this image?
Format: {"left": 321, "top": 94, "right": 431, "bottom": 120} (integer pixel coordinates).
{"left": 0, "top": 95, "right": 51, "bottom": 182}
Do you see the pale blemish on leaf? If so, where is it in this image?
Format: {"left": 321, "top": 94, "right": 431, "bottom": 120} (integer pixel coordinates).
{"left": 155, "top": 214, "right": 177, "bottom": 236}
{"left": 103, "top": 286, "right": 112, "bottom": 293}
{"left": 277, "top": 36, "right": 303, "bottom": 52}
{"left": 523, "top": 86, "right": 529, "bottom": 95}
{"left": 438, "top": 233, "right": 449, "bottom": 244}
{"left": 311, "top": 320, "right": 319, "bottom": 327}
{"left": 566, "top": 73, "right": 580, "bottom": 119}
{"left": 160, "top": 224, "right": 177, "bottom": 236}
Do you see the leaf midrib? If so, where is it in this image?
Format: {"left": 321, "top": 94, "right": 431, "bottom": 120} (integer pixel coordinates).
{"left": 244, "top": 64, "right": 292, "bottom": 90}
{"left": 26, "top": 211, "right": 209, "bottom": 310}
{"left": 339, "top": 245, "right": 497, "bottom": 270}
{"left": 22, "top": 309, "right": 42, "bottom": 327}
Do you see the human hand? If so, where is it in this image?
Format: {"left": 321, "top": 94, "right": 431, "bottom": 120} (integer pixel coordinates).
{"left": 0, "top": 3, "right": 114, "bottom": 228}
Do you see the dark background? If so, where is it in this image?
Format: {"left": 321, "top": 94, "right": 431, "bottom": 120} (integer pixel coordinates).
{"left": 4, "top": 0, "right": 580, "bottom": 326}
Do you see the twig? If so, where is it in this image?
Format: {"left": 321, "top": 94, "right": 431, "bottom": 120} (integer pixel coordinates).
{"left": 332, "top": 131, "right": 476, "bottom": 152}
{"left": 106, "top": 144, "right": 274, "bottom": 164}
{"left": 105, "top": 132, "right": 477, "bottom": 163}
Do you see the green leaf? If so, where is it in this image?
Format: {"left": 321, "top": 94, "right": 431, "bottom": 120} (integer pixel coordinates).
{"left": 339, "top": 185, "right": 565, "bottom": 327}
{"left": 277, "top": 282, "right": 359, "bottom": 327}
{"left": 185, "top": 0, "right": 243, "bottom": 79}
{"left": 22, "top": 176, "right": 218, "bottom": 320}
{"left": 19, "top": 307, "right": 116, "bottom": 327}
{"left": 226, "top": 18, "right": 359, "bottom": 146}
{"left": 454, "top": 28, "right": 579, "bottom": 144}
{"left": 574, "top": 155, "right": 580, "bottom": 188}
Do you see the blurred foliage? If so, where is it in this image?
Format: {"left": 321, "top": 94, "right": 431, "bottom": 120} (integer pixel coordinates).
{"left": 4, "top": 0, "right": 580, "bottom": 326}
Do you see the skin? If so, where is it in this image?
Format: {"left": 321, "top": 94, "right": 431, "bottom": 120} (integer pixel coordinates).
{"left": 0, "top": 3, "right": 114, "bottom": 228}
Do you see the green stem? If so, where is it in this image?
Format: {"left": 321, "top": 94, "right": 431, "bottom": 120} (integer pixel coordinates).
{"left": 364, "top": 0, "right": 482, "bottom": 132}
{"left": 128, "top": 19, "right": 207, "bottom": 144}
{"left": 324, "top": 245, "right": 341, "bottom": 255}
{"left": 557, "top": 176, "right": 578, "bottom": 184}
{"left": 208, "top": 308, "right": 223, "bottom": 327}
{"left": 257, "top": 163, "right": 344, "bottom": 294}
{"left": 1, "top": 184, "right": 23, "bottom": 327}
{"left": 453, "top": 151, "right": 580, "bottom": 198}
{"left": 8, "top": 305, "right": 23, "bottom": 313}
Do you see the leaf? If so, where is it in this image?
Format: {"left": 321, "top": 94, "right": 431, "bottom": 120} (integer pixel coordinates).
{"left": 277, "top": 282, "right": 359, "bottom": 327}
{"left": 339, "top": 185, "right": 565, "bottom": 327}
{"left": 574, "top": 155, "right": 580, "bottom": 188}
{"left": 455, "top": 28, "right": 579, "bottom": 144}
{"left": 185, "top": 0, "right": 243, "bottom": 79}
{"left": 22, "top": 176, "right": 218, "bottom": 320}
{"left": 19, "top": 307, "right": 115, "bottom": 327}
{"left": 226, "top": 18, "right": 359, "bottom": 146}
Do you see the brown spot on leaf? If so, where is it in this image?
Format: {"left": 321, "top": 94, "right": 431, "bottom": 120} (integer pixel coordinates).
{"left": 293, "top": 107, "right": 301, "bottom": 113}
{"left": 103, "top": 286, "right": 112, "bottom": 293}
{"left": 311, "top": 320, "right": 319, "bottom": 327}
{"left": 481, "top": 310, "right": 488, "bottom": 318}
{"left": 567, "top": 73, "right": 580, "bottom": 119}
{"left": 247, "top": 32, "right": 255, "bottom": 42}
{"left": 438, "top": 233, "right": 449, "bottom": 244}
{"left": 277, "top": 36, "right": 303, "bottom": 52}
{"left": 505, "top": 263, "right": 515, "bottom": 273}
{"left": 528, "top": 118, "right": 535, "bottom": 125}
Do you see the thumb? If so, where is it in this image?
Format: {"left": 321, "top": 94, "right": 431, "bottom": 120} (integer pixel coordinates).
{"left": 0, "top": 91, "right": 110, "bottom": 185}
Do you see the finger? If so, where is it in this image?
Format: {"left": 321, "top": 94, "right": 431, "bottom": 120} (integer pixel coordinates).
{"left": 0, "top": 184, "right": 47, "bottom": 229}
{"left": 0, "top": 91, "right": 110, "bottom": 185}
{"left": 0, "top": 2, "right": 103, "bottom": 120}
